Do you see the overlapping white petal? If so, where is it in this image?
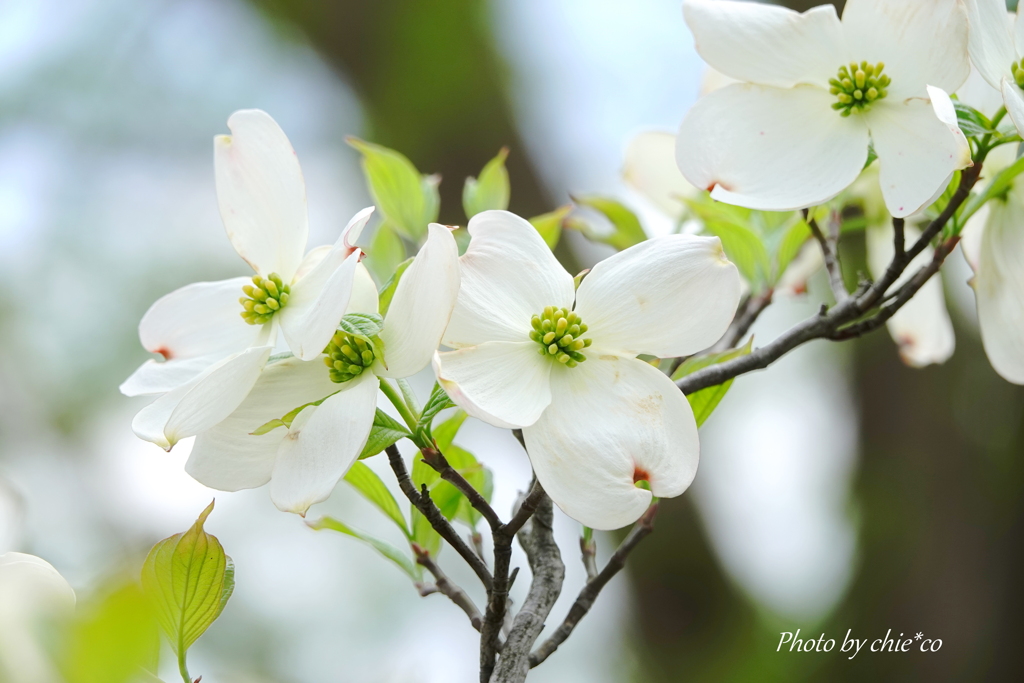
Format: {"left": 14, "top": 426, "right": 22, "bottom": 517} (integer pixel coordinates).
{"left": 278, "top": 249, "right": 361, "bottom": 361}
{"left": 214, "top": 109, "right": 308, "bottom": 281}
{"left": 866, "top": 222, "right": 955, "bottom": 367}
{"left": 971, "top": 190, "right": 1024, "bottom": 384}
{"left": 443, "top": 211, "right": 575, "bottom": 348}
{"left": 684, "top": 0, "right": 845, "bottom": 89}
{"left": 677, "top": 84, "right": 870, "bottom": 211}
{"left": 965, "top": 0, "right": 1017, "bottom": 90}
{"left": 523, "top": 355, "right": 699, "bottom": 531}
{"left": 623, "top": 131, "right": 698, "bottom": 219}
{"left": 575, "top": 235, "right": 740, "bottom": 358}
{"left": 186, "top": 355, "right": 339, "bottom": 491}
{"left": 1001, "top": 77, "right": 1024, "bottom": 137}
{"left": 270, "top": 372, "right": 380, "bottom": 515}
{"left": 379, "top": 224, "right": 461, "bottom": 378}
{"left": 132, "top": 346, "right": 271, "bottom": 450}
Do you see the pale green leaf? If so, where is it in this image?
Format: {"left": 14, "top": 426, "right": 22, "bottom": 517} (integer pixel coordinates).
{"left": 364, "top": 223, "right": 408, "bottom": 285}
{"left": 773, "top": 219, "right": 812, "bottom": 282}
{"left": 672, "top": 339, "right": 753, "bottom": 427}
{"left": 339, "top": 312, "right": 384, "bottom": 338}
{"left": 420, "top": 383, "right": 456, "bottom": 428}
{"left": 348, "top": 137, "right": 438, "bottom": 240}
{"left": 463, "top": 147, "right": 511, "bottom": 218}
{"left": 359, "top": 409, "right": 412, "bottom": 459}
{"left": 378, "top": 256, "right": 414, "bottom": 318}
{"left": 432, "top": 410, "right": 468, "bottom": 452}
{"left": 700, "top": 221, "right": 771, "bottom": 287}
{"left": 570, "top": 196, "right": 647, "bottom": 250}
{"left": 529, "top": 206, "right": 569, "bottom": 249}
{"left": 345, "top": 461, "right": 409, "bottom": 535}
{"left": 141, "top": 501, "right": 234, "bottom": 660}
{"left": 309, "top": 516, "right": 418, "bottom": 579}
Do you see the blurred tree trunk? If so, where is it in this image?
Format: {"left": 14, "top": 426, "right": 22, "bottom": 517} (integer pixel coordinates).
{"left": 250, "top": 0, "right": 551, "bottom": 225}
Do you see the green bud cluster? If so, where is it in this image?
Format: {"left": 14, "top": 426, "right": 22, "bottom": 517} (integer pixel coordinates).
{"left": 529, "top": 306, "right": 592, "bottom": 368}
{"left": 240, "top": 273, "right": 290, "bottom": 325}
{"left": 1012, "top": 59, "right": 1024, "bottom": 89}
{"left": 324, "top": 331, "right": 376, "bottom": 383}
{"left": 830, "top": 61, "right": 890, "bottom": 116}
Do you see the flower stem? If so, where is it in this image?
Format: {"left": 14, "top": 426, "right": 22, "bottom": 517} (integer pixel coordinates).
{"left": 380, "top": 379, "right": 420, "bottom": 433}
{"left": 177, "top": 651, "right": 191, "bottom": 683}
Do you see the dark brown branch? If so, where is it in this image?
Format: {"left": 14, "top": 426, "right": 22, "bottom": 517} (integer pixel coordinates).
{"left": 677, "top": 164, "right": 982, "bottom": 396}
{"left": 414, "top": 545, "right": 484, "bottom": 632}
{"left": 492, "top": 493, "right": 564, "bottom": 682}
{"left": 893, "top": 216, "right": 905, "bottom": 260}
{"left": 385, "top": 445, "right": 493, "bottom": 589}
{"left": 529, "top": 504, "right": 659, "bottom": 668}
{"left": 422, "top": 447, "right": 503, "bottom": 531}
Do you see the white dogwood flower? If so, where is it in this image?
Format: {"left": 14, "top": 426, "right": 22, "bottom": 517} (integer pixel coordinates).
{"left": 677, "top": 0, "right": 972, "bottom": 218}
{"left": 965, "top": 0, "right": 1024, "bottom": 135}
{"left": 433, "top": 211, "right": 741, "bottom": 530}
{"left": 121, "top": 109, "right": 373, "bottom": 451}
{"left": 185, "top": 224, "right": 461, "bottom": 515}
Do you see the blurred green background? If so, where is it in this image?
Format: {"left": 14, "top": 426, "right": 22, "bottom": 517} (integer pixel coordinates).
{"left": 0, "top": 0, "right": 1021, "bottom": 681}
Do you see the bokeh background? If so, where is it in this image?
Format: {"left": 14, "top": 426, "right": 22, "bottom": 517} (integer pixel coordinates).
{"left": 1, "top": 0, "right": 1022, "bottom": 681}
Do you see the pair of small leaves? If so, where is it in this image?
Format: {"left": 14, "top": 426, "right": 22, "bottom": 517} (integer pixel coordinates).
{"left": 348, "top": 137, "right": 439, "bottom": 242}
{"left": 141, "top": 501, "right": 233, "bottom": 678}
{"left": 464, "top": 148, "right": 511, "bottom": 219}
{"left": 567, "top": 196, "right": 647, "bottom": 251}
{"left": 672, "top": 339, "right": 754, "bottom": 427}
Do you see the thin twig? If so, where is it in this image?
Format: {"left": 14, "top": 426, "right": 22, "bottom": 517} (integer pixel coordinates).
{"left": 385, "top": 445, "right": 493, "bottom": 589}
{"left": 580, "top": 535, "right": 598, "bottom": 583}
{"left": 893, "top": 216, "right": 905, "bottom": 260}
{"left": 422, "top": 447, "right": 503, "bottom": 531}
{"left": 806, "top": 210, "right": 848, "bottom": 302}
{"left": 529, "top": 504, "right": 659, "bottom": 668}
{"left": 413, "top": 544, "right": 484, "bottom": 632}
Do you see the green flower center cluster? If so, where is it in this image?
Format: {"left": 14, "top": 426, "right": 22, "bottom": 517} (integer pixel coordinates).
{"left": 529, "top": 306, "right": 592, "bottom": 368}
{"left": 324, "top": 332, "right": 376, "bottom": 383}
{"left": 830, "top": 61, "right": 890, "bottom": 116}
{"left": 240, "top": 273, "right": 290, "bottom": 325}
{"left": 1012, "top": 59, "right": 1024, "bottom": 89}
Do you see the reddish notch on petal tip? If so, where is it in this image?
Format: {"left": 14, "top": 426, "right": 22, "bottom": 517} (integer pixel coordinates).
{"left": 633, "top": 467, "right": 650, "bottom": 485}
{"left": 153, "top": 347, "right": 173, "bottom": 360}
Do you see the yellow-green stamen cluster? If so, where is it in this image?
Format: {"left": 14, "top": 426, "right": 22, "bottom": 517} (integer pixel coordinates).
{"left": 830, "top": 61, "right": 890, "bottom": 116}
{"left": 324, "top": 332, "right": 376, "bottom": 383}
{"left": 529, "top": 306, "right": 592, "bottom": 368}
{"left": 1012, "top": 59, "right": 1024, "bottom": 89}
{"left": 240, "top": 273, "right": 290, "bottom": 325}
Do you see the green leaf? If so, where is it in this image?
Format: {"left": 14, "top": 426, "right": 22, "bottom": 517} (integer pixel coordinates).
{"left": 378, "top": 257, "right": 414, "bottom": 318}
{"left": 569, "top": 196, "right": 648, "bottom": 250}
{"left": 409, "top": 450, "right": 463, "bottom": 555}
{"left": 953, "top": 101, "right": 995, "bottom": 137}
{"left": 251, "top": 393, "right": 338, "bottom": 436}
{"left": 60, "top": 581, "right": 159, "bottom": 683}
{"left": 432, "top": 410, "right": 468, "bottom": 452}
{"left": 773, "top": 219, "right": 813, "bottom": 282}
{"left": 364, "top": 222, "right": 408, "bottom": 285}
{"left": 529, "top": 206, "right": 570, "bottom": 249}
{"left": 339, "top": 312, "right": 385, "bottom": 338}
{"left": 141, "top": 501, "right": 234, "bottom": 669}
{"left": 345, "top": 461, "right": 409, "bottom": 536}
{"left": 420, "top": 383, "right": 456, "bottom": 428}
{"left": 463, "top": 147, "right": 511, "bottom": 218}
{"left": 700, "top": 221, "right": 771, "bottom": 287}
{"left": 309, "top": 516, "right": 418, "bottom": 580}
{"left": 672, "top": 339, "right": 753, "bottom": 427}
{"left": 444, "top": 444, "right": 492, "bottom": 527}
{"left": 360, "top": 408, "right": 412, "bottom": 459}
{"left": 348, "top": 137, "right": 439, "bottom": 241}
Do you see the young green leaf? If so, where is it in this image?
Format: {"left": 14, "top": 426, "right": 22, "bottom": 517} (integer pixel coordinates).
{"left": 420, "top": 383, "right": 457, "bottom": 428}
{"left": 700, "top": 221, "right": 771, "bottom": 287}
{"left": 347, "top": 137, "right": 439, "bottom": 241}
{"left": 569, "top": 196, "right": 648, "bottom": 250}
{"left": 773, "top": 219, "right": 813, "bottom": 282}
{"left": 529, "top": 206, "right": 570, "bottom": 249}
{"left": 339, "top": 312, "right": 385, "bottom": 338}
{"left": 672, "top": 339, "right": 754, "bottom": 427}
{"left": 141, "top": 501, "right": 234, "bottom": 683}
{"left": 364, "top": 223, "right": 408, "bottom": 285}
{"left": 345, "top": 461, "right": 409, "bottom": 536}
{"left": 309, "top": 516, "right": 418, "bottom": 580}
{"left": 378, "top": 257, "right": 415, "bottom": 318}
{"left": 463, "top": 147, "right": 511, "bottom": 218}
{"left": 443, "top": 444, "right": 492, "bottom": 528}
{"left": 432, "top": 410, "right": 468, "bottom": 452}
{"left": 360, "top": 409, "right": 412, "bottom": 459}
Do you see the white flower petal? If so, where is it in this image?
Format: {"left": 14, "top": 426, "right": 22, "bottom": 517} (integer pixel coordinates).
{"left": 1001, "top": 78, "right": 1024, "bottom": 137}
{"left": 186, "top": 355, "right": 338, "bottom": 491}
{"left": 120, "top": 354, "right": 223, "bottom": 397}
{"left": 135, "top": 277, "right": 258, "bottom": 363}
{"left": 958, "top": 66, "right": 1007, "bottom": 117}
{"left": 131, "top": 346, "right": 271, "bottom": 450}
{"left": 443, "top": 210, "right": 575, "bottom": 348}
{"left": 961, "top": 204, "right": 988, "bottom": 272}
{"left": 973, "top": 193, "right": 1024, "bottom": 384}
{"left": 574, "top": 235, "right": 741, "bottom": 358}
{"left": 677, "top": 84, "right": 869, "bottom": 212}
{"left": 523, "top": 355, "right": 699, "bottom": 531}
{"left": 348, "top": 262, "right": 381, "bottom": 316}
{"left": 964, "top": 0, "right": 1017, "bottom": 90}
{"left": 0, "top": 552, "right": 76, "bottom": 615}
{"left": 270, "top": 372, "right": 379, "bottom": 515}
{"left": 867, "top": 91, "right": 972, "bottom": 219}
{"left": 683, "top": 0, "right": 845, "bottom": 89}
{"left": 433, "top": 343, "right": 553, "bottom": 429}
{"left": 842, "top": 0, "right": 970, "bottom": 100}
{"left": 866, "top": 223, "right": 954, "bottom": 367}
{"left": 623, "top": 131, "right": 698, "bottom": 219}
{"left": 278, "top": 249, "right": 360, "bottom": 361}
{"left": 1016, "top": 3, "right": 1024, "bottom": 57}
{"left": 214, "top": 109, "right": 308, "bottom": 281}
{"left": 379, "top": 224, "right": 460, "bottom": 378}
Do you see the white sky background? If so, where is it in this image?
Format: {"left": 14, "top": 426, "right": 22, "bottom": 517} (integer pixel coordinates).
{"left": 0, "top": 0, "right": 861, "bottom": 679}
